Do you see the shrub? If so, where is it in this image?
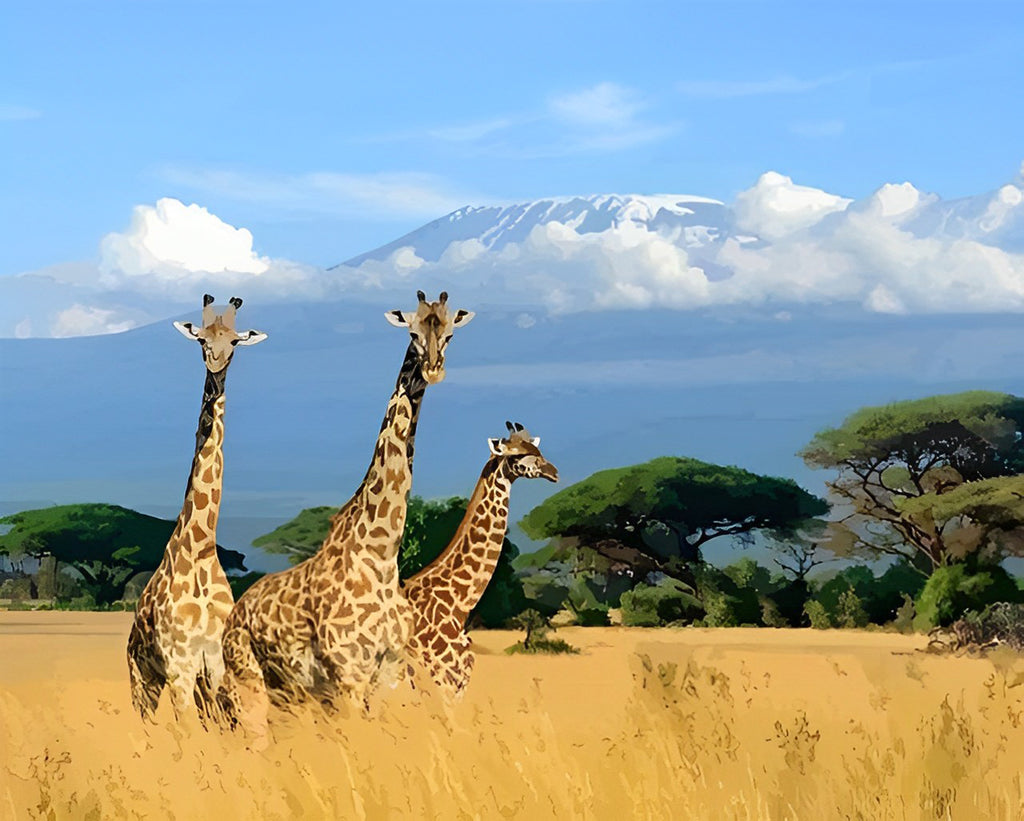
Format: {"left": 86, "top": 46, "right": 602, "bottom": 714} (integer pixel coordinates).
{"left": 804, "top": 600, "right": 832, "bottom": 630}
{"left": 835, "top": 588, "right": 869, "bottom": 628}
{"left": 914, "top": 564, "right": 1021, "bottom": 630}
{"left": 620, "top": 581, "right": 702, "bottom": 627}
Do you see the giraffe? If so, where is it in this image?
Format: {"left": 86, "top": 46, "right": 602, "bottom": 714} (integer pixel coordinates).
{"left": 402, "top": 422, "right": 558, "bottom": 698}
{"left": 216, "top": 290, "right": 474, "bottom": 733}
{"left": 127, "top": 294, "right": 267, "bottom": 722}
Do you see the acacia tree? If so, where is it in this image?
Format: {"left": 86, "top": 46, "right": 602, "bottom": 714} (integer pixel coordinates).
{"left": 519, "top": 456, "right": 827, "bottom": 587}
{"left": 0, "top": 504, "right": 246, "bottom": 604}
{"left": 800, "top": 391, "right": 1024, "bottom": 575}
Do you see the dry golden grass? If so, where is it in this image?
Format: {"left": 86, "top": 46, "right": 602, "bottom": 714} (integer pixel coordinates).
{"left": 1, "top": 612, "right": 1023, "bottom": 820}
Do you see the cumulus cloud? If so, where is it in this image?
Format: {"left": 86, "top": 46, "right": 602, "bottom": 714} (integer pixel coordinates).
{"left": 549, "top": 83, "right": 645, "bottom": 127}
{"left": 8, "top": 166, "right": 1024, "bottom": 339}
{"left": 50, "top": 304, "right": 137, "bottom": 338}
{"left": 733, "top": 172, "right": 852, "bottom": 239}
{"left": 340, "top": 167, "right": 1024, "bottom": 316}
{"left": 101, "top": 198, "right": 270, "bottom": 280}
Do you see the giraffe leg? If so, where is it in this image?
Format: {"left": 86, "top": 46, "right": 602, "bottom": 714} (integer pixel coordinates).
{"left": 127, "top": 621, "right": 165, "bottom": 721}
{"left": 218, "top": 624, "right": 270, "bottom": 742}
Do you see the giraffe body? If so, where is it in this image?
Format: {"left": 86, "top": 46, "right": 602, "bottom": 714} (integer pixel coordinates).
{"left": 217, "top": 292, "right": 474, "bottom": 730}
{"left": 402, "top": 423, "right": 558, "bottom": 697}
{"left": 127, "top": 296, "right": 266, "bottom": 721}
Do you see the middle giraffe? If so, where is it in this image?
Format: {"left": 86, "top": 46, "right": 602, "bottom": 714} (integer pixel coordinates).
{"left": 217, "top": 291, "right": 474, "bottom": 731}
{"left": 402, "top": 422, "right": 558, "bottom": 698}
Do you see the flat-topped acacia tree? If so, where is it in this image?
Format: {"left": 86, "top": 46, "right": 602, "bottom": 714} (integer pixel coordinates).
{"left": 800, "top": 390, "right": 1024, "bottom": 574}
{"left": 519, "top": 456, "right": 827, "bottom": 586}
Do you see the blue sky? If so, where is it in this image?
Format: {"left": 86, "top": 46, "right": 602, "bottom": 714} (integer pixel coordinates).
{"left": 2, "top": 0, "right": 1022, "bottom": 274}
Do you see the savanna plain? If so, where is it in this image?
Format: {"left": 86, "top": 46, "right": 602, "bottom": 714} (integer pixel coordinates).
{"left": 1, "top": 612, "right": 1022, "bottom": 821}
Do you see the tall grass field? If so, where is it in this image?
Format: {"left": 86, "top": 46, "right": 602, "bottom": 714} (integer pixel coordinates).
{"left": 1, "top": 613, "right": 1022, "bottom": 820}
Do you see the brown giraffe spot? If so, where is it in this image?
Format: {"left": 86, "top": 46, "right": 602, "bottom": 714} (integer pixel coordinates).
{"left": 193, "top": 490, "right": 209, "bottom": 509}
{"left": 190, "top": 522, "right": 206, "bottom": 542}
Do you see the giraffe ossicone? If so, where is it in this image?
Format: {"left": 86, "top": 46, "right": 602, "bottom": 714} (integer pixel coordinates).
{"left": 216, "top": 291, "right": 474, "bottom": 734}
{"left": 402, "top": 422, "right": 558, "bottom": 698}
{"left": 127, "top": 294, "right": 267, "bottom": 723}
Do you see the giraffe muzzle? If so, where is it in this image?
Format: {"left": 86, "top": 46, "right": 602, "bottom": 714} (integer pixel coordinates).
{"left": 539, "top": 463, "right": 559, "bottom": 482}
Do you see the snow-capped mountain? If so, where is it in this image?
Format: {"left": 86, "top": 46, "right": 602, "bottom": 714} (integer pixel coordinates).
{"left": 341, "top": 193, "right": 734, "bottom": 268}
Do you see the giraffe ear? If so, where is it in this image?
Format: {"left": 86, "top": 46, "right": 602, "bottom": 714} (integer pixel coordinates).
{"left": 453, "top": 309, "right": 475, "bottom": 327}
{"left": 385, "top": 310, "right": 410, "bottom": 327}
{"left": 531, "top": 437, "right": 541, "bottom": 447}
{"left": 235, "top": 329, "right": 268, "bottom": 346}
{"left": 173, "top": 321, "right": 200, "bottom": 340}
{"left": 487, "top": 438, "right": 504, "bottom": 456}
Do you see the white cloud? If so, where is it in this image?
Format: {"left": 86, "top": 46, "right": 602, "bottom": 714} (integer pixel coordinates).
{"left": 427, "top": 118, "right": 517, "bottom": 142}
{"left": 734, "top": 172, "right": 852, "bottom": 239}
{"left": 677, "top": 73, "right": 847, "bottom": 99}
{"left": 101, "top": 198, "right": 270, "bottom": 279}
{"left": 549, "top": 82, "right": 644, "bottom": 127}
{"left": 161, "top": 168, "right": 477, "bottom": 220}
{"left": 50, "top": 304, "right": 137, "bottom": 338}
{"left": 341, "top": 167, "right": 1024, "bottom": 317}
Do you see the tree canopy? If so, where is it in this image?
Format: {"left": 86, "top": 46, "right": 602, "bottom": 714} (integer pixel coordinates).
{"left": 800, "top": 391, "right": 1024, "bottom": 573}
{"left": 253, "top": 496, "right": 526, "bottom": 627}
{"left": 0, "top": 503, "right": 247, "bottom": 604}
{"left": 519, "top": 456, "right": 827, "bottom": 583}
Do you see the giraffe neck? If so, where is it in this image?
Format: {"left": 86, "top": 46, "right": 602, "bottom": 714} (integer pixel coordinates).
{"left": 321, "top": 342, "right": 427, "bottom": 560}
{"left": 432, "top": 458, "right": 515, "bottom": 621}
{"left": 170, "top": 367, "right": 228, "bottom": 560}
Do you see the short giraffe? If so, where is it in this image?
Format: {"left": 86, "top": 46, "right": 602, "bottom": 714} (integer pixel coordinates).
{"left": 127, "top": 295, "right": 267, "bottom": 721}
{"left": 217, "top": 291, "right": 474, "bottom": 732}
{"left": 402, "top": 422, "right": 558, "bottom": 697}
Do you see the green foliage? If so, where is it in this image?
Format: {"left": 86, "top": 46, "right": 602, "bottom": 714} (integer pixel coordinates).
{"left": 891, "top": 594, "right": 916, "bottom": 634}
{"left": 695, "top": 564, "right": 762, "bottom": 627}
{"left": 835, "top": 588, "right": 869, "bottom": 628}
{"left": 913, "top": 564, "right": 1022, "bottom": 630}
{"left": 252, "top": 506, "right": 334, "bottom": 563}
{"left": 506, "top": 608, "right": 579, "bottom": 654}
{"left": 801, "top": 391, "right": 1024, "bottom": 571}
{"left": 802, "top": 391, "right": 1024, "bottom": 468}
{"left": 228, "top": 571, "right": 266, "bottom": 599}
{"left": 620, "top": 580, "right": 703, "bottom": 627}
{"left": 803, "top": 563, "right": 924, "bottom": 629}
{"left": 520, "top": 456, "right": 827, "bottom": 582}
{"left": 565, "top": 577, "right": 611, "bottom": 626}
{"left": 0, "top": 504, "right": 246, "bottom": 605}
{"left": 767, "top": 579, "right": 811, "bottom": 627}
{"left": 804, "top": 600, "right": 832, "bottom": 630}
{"left": 722, "top": 557, "right": 774, "bottom": 596}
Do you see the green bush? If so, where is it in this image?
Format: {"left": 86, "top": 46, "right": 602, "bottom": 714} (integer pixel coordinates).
{"left": 620, "top": 581, "right": 703, "bottom": 627}
{"left": 835, "top": 588, "right": 869, "bottom": 628}
{"left": 804, "top": 599, "right": 832, "bottom": 629}
{"left": 694, "top": 564, "right": 762, "bottom": 626}
{"left": 914, "top": 564, "right": 1021, "bottom": 630}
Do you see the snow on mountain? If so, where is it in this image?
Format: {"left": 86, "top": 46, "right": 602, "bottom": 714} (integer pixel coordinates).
{"left": 341, "top": 193, "right": 730, "bottom": 268}
{"left": 4, "top": 165, "right": 1024, "bottom": 339}
{"left": 333, "top": 168, "right": 1024, "bottom": 316}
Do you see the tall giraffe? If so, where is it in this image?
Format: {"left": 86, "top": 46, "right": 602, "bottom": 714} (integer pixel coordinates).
{"left": 402, "top": 422, "right": 558, "bottom": 698}
{"left": 217, "top": 291, "right": 474, "bottom": 732}
{"left": 127, "top": 294, "right": 267, "bottom": 721}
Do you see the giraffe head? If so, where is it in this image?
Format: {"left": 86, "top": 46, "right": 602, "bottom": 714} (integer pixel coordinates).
{"left": 488, "top": 421, "right": 559, "bottom": 482}
{"left": 384, "top": 290, "right": 474, "bottom": 384}
{"left": 173, "top": 294, "right": 268, "bottom": 373}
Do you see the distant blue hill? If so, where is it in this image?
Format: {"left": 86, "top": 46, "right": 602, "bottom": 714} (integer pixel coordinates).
{"left": 4, "top": 300, "right": 1024, "bottom": 570}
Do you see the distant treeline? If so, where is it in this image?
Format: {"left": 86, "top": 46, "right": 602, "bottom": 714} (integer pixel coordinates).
{"left": 3, "top": 390, "right": 1024, "bottom": 631}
